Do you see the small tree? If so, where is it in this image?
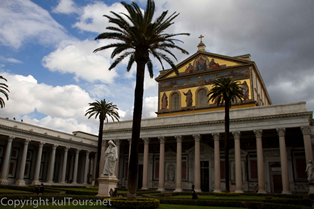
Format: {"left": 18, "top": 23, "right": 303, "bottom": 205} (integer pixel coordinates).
{"left": 85, "top": 99, "right": 120, "bottom": 185}
{"left": 207, "top": 77, "right": 244, "bottom": 192}
{"left": 0, "top": 76, "right": 9, "bottom": 108}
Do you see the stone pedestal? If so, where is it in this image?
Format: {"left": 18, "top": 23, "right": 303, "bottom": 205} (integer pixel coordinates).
{"left": 309, "top": 183, "right": 314, "bottom": 195}
{"left": 97, "top": 177, "right": 119, "bottom": 197}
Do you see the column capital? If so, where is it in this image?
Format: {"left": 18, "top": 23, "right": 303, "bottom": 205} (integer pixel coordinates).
{"left": 39, "top": 142, "right": 45, "bottom": 147}
{"left": 232, "top": 131, "right": 241, "bottom": 140}
{"left": 158, "top": 136, "right": 166, "bottom": 144}
{"left": 24, "top": 139, "right": 31, "bottom": 144}
{"left": 142, "top": 138, "right": 150, "bottom": 145}
{"left": 86, "top": 150, "right": 91, "bottom": 155}
{"left": 212, "top": 133, "right": 220, "bottom": 141}
{"left": 193, "top": 134, "right": 201, "bottom": 142}
{"left": 52, "top": 144, "right": 57, "bottom": 150}
{"left": 114, "top": 139, "right": 120, "bottom": 146}
{"left": 75, "top": 149, "right": 81, "bottom": 154}
{"left": 127, "top": 138, "right": 132, "bottom": 144}
{"left": 276, "top": 128, "right": 285, "bottom": 137}
{"left": 175, "top": 135, "right": 182, "bottom": 143}
{"left": 253, "top": 130, "right": 263, "bottom": 138}
{"left": 8, "top": 136, "right": 14, "bottom": 142}
{"left": 64, "top": 146, "right": 70, "bottom": 152}
{"left": 301, "top": 126, "right": 311, "bottom": 135}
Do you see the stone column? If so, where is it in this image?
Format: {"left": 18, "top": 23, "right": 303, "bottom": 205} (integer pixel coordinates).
{"left": 32, "top": 142, "right": 45, "bottom": 185}
{"left": 277, "top": 128, "right": 291, "bottom": 194}
{"left": 301, "top": 126, "right": 313, "bottom": 164}
{"left": 83, "top": 151, "right": 91, "bottom": 184}
{"left": 174, "top": 135, "right": 183, "bottom": 192}
{"left": 92, "top": 153, "right": 97, "bottom": 186}
{"left": 114, "top": 139, "right": 120, "bottom": 178}
{"left": 60, "top": 147, "right": 69, "bottom": 184}
{"left": 47, "top": 145, "right": 57, "bottom": 184}
{"left": 16, "top": 139, "right": 30, "bottom": 186}
{"left": 72, "top": 149, "right": 80, "bottom": 184}
{"left": 157, "top": 136, "right": 166, "bottom": 192}
{"left": 212, "top": 133, "right": 221, "bottom": 192}
{"left": 0, "top": 136, "right": 14, "bottom": 185}
{"left": 127, "top": 139, "right": 131, "bottom": 165}
{"left": 254, "top": 130, "right": 266, "bottom": 193}
{"left": 193, "top": 134, "right": 201, "bottom": 193}
{"left": 233, "top": 132, "right": 243, "bottom": 193}
{"left": 142, "top": 138, "right": 150, "bottom": 190}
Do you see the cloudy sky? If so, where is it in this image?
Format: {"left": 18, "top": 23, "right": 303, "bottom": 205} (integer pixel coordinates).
{"left": 0, "top": 0, "right": 313, "bottom": 135}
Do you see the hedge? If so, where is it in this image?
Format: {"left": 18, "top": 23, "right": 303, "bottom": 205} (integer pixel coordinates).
{"left": 0, "top": 186, "right": 61, "bottom": 194}
{"left": 105, "top": 197, "right": 159, "bottom": 209}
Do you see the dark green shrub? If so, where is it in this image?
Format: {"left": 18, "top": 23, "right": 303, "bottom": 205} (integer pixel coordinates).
{"left": 106, "top": 197, "right": 159, "bottom": 209}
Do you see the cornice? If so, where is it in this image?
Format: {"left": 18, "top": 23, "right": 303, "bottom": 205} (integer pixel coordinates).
{"left": 0, "top": 124, "right": 97, "bottom": 148}
{"left": 104, "top": 112, "right": 312, "bottom": 134}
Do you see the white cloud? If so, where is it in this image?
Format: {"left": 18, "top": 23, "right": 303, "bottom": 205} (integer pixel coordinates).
{"left": 22, "top": 115, "right": 93, "bottom": 134}
{"left": 52, "top": 0, "right": 79, "bottom": 14}
{"left": 0, "top": 56, "right": 22, "bottom": 64}
{"left": 142, "top": 96, "right": 158, "bottom": 118}
{"left": 0, "top": 0, "right": 70, "bottom": 49}
{"left": 73, "top": 1, "right": 127, "bottom": 33}
{"left": 42, "top": 39, "right": 118, "bottom": 83}
{"left": 0, "top": 72, "right": 99, "bottom": 134}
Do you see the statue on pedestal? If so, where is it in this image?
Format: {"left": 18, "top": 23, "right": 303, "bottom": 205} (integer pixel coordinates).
{"left": 101, "top": 140, "right": 118, "bottom": 177}
{"left": 306, "top": 160, "right": 314, "bottom": 182}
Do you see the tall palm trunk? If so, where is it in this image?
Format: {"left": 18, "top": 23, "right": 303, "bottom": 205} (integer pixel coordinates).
{"left": 96, "top": 118, "right": 104, "bottom": 187}
{"left": 224, "top": 99, "right": 230, "bottom": 193}
{"left": 127, "top": 60, "right": 145, "bottom": 201}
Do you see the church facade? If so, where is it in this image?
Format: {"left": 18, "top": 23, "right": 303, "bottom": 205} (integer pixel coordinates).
{"left": 103, "top": 40, "right": 314, "bottom": 194}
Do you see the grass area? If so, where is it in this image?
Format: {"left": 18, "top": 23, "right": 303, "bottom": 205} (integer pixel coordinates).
{"left": 170, "top": 195, "right": 289, "bottom": 200}
{"left": 158, "top": 205, "right": 245, "bottom": 209}
{"left": 0, "top": 188, "right": 31, "bottom": 194}
{"left": 54, "top": 187, "right": 98, "bottom": 192}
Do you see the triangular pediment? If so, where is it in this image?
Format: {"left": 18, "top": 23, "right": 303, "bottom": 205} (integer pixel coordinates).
{"left": 156, "top": 51, "right": 253, "bottom": 81}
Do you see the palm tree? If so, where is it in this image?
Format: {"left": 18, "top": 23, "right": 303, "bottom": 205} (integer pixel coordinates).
{"left": 85, "top": 99, "right": 120, "bottom": 185}
{"left": 0, "top": 76, "right": 9, "bottom": 108}
{"left": 207, "top": 77, "right": 244, "bottom": 192}
{"left": 93, "top": 0, "right": 189, "bottom": 200}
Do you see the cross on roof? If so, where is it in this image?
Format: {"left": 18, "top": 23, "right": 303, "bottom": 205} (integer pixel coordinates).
{"left": 198, "top": 35, "right": 204, "bottom": 42}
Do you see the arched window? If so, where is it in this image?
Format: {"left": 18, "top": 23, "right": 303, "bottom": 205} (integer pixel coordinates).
{"left": 171, "top": 93, "right": 180, "bottom": 110}
{"left": 198, "top": 89, "right": 207, "bottom": 107}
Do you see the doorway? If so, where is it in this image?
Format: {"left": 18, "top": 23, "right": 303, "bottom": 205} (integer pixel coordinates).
{"left": 269, "top": 162, "right": 282, "bottom": 193}
{"left": 201, "top": 161, "right": 209, "bottom": 192}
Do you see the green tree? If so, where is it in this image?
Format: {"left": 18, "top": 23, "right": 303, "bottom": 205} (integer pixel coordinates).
{"left": 85, "top": 99, "right": 120, "bottom": 185}
{"left": 207, "top": 77, "right": 244, "bottom": 192}
{"left": 0, "top": 76, "right": 9, "bottom": 108}
{"left": 93, "top": 0, "right": 189, "bottom": 200}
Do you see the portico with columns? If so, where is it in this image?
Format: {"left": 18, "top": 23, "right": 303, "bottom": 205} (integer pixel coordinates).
{"left": 104, "top": 101, "right": 314, "bottom": 193}
{"left": 0, "top": 117, "right": 98, "bottom": 186}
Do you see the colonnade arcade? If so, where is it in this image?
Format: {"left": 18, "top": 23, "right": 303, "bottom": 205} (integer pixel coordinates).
{"left": 0, "top": 118, "right": 98, "bottom": 186}
{"left": 111, "top": 126, "right": 312, "bottom": 193}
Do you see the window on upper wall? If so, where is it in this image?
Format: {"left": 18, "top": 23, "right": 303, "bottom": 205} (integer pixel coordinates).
{"left": 198, "top": 89, "right": 207, "bottom": 107}
{"left": 171, "top": 93, "right": 180, "bottom": 110}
